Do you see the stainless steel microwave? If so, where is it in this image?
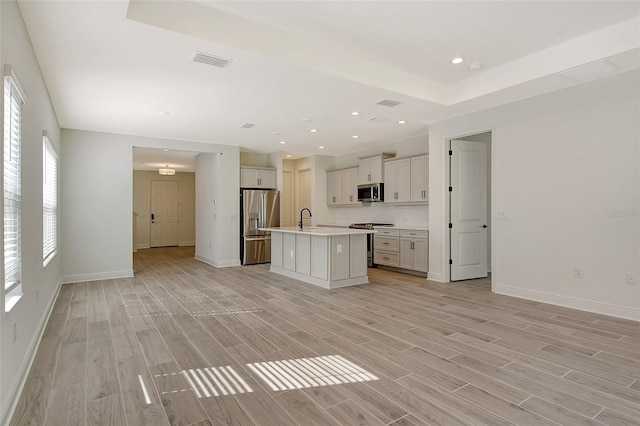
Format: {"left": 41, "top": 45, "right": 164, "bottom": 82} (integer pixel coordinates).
{"left": 357, "top": 183, "right": 384, "bottom": 202}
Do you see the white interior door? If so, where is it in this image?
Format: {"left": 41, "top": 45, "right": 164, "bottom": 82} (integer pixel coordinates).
{"left": 150, "top": 180, "right": 179, "bottom": 247}
{"left": 450, "top": 139, "right": 488, "bottom": 281}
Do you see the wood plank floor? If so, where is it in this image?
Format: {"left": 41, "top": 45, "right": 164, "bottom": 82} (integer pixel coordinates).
{"left": 10, "top": 246, "right": 640, "bottom": 425}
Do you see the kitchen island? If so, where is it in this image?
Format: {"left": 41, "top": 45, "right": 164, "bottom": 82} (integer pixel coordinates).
{"left": 261, "top": 227, "right": 374, "bottom": 289}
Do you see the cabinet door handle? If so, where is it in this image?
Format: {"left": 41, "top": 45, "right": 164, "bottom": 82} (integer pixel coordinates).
{"left": 350, "top": 195, "right": 353, "bottom": 202}
{"left": 383, "top": 257, "right": 390, "bottom": 260}
{"left": 368, "top": 174, "right": 371, "bottom": 181}
{"left": 333, "top": 196, "right": 336, "bottom": 203}
{"left": 383, "top": 242, "right": 389, "bottom": 245}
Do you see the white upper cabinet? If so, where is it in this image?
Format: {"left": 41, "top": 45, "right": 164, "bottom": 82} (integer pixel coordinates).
{"left": 358, "top": 155, "right": 383, "bottom": 184}
{"left": 341, "top": 167, "right": 359, "bottom": 205}
{"left": 240, "top": 167, "right": 277, "bottom": 188}
{"left": 410, "top": 155, "right": 429, "bottom": 202}
{"left": 326, "top": 167, "right": 359, "bottom": 206}
{"left": 384, "top": 158, "right": 411, "bottom": 203}
{"left": 326, "top": 170, "right": 343, "bottom": 206}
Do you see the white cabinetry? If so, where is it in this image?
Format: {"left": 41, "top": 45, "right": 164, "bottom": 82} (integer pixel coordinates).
{"left": 410, "top": 155, "right": 429, "bottom": 202}
{"left": 384, "top": 158, "right": 411, "bottom": 203}
{"left": 326, "top": 167, "right": 359, "bottom": 206}
{"left": 399, "top": 230, "right": 428, "bottom": 273}
{"left": 240, "top": 167, "right": 277, "bottom": 188}
{"left": 358, "top": 155, "right": 384, "bottom": 184}
{"left": 373, "top": 228, "right": 400, "bottom": 267}
{"left": 327, "top": 170, "right": 343, "bottom": 206}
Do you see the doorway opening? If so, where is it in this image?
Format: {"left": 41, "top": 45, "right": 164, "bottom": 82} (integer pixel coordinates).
{"left": 447, "top": 131, "right": 492, "bottom": 283}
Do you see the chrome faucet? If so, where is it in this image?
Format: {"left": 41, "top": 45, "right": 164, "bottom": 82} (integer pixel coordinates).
{"left": 299, "top": 208, "right": 312, "bottom": 230}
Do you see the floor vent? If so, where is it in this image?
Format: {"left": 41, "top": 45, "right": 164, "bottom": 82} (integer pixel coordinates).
{"left": 192, "top": 51, "right": 232, "bottom": 68}
{"left": 247, "top": 355, "right": 378, "bottom": 391}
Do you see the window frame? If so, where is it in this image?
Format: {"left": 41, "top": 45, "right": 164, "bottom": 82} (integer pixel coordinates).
{"left": 42, "top": 132, "right": 58, "bottom": 267}
{"left": 4, "top": 65, "right": 27, "bottom": 312}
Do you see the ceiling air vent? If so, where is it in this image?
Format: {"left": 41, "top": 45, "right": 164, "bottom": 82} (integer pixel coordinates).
{"left": 375, "top": 99, "right": 402, "bottom": 107}
{"left": 240, "top": 123, "right": 256, "bottom": 129}
{"left": 192, "top": 51, "right": 232, "bottom": 68}
{"left": 558, "top": 60, "right": 619, "bottom": 82}
{"left": 369, "top": 117, "right": 390, "bottom": 123}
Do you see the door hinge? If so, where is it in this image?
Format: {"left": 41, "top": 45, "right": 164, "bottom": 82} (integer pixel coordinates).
{"left": 448, "top": 223, "right": 453, "bottom": 228}
{"left": 449, "top": 259, "right": 453, "bottom": 265}
{"left": 448, "top": 150, "right": 453, "bottom": 156}
{"left": 448, "top": 186, "right": 453, "bottom": 192}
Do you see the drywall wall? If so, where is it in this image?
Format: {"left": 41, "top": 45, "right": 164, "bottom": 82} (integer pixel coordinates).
{"left": 61, "top": 130, "right": 238, "bottom": 282}
{"left": 195, "top": 150, "right": 241, "bottom": 267}
{"left": 133, "top": 171, "right": 195, "bottom": 248}
{"left": 429, "top": 70, "right": 640, "bottom": 320}
{"left": 0, "top": 1, "right": 62, "bottom": 422}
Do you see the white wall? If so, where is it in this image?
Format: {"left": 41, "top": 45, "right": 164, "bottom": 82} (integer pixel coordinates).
{"left": 195, "top": 149, "right": 241, "bottom": 267}
{"left": 429, "top": 70, "right": 640, "bottom": 320}
{"left": 133, "top": 171, "right": 195, "bottom": 248}
{"left": 1, "top": 1, "right": 62, "bottom": 422}
{"left": 61, "top": 130, "right": 238, "bottom": 282}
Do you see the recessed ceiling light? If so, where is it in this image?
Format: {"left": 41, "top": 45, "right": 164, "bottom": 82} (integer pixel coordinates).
{"left": 318, "top": 146, "right": 325, "bottom": 149}
{"left": 286, "top": 154, "right": 292, "bottom": 158}
{"left": 279, "top": 141, "right": 287, "bottom": 144}
{"left": 451, "top": 57, "right": 464, "bottom": 64}
{"left": 310, "top": 129, "right": 318, "bottom": 133}
{"left": 351, "top": 111, "right": 360, "bottom": 116}
{"left": 162, "top": 149, "right": 169, "bottom": 152}
{"left": 397, "top": 120, "right": 407, "bottom": 124}
{"left": 352, "top": 135, "right": 359, "bottom": 139}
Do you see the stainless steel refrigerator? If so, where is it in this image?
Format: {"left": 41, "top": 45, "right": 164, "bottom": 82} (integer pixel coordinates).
{"left": 240, "top": 189, "right": 280, "bottom": 265}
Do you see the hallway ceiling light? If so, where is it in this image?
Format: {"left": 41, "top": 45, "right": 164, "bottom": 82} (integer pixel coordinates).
{"left": 159, "top": 165, "right": 175, "bottom": 175}
{"left": 451, "top": 57, "right": 464, "bottom": 64}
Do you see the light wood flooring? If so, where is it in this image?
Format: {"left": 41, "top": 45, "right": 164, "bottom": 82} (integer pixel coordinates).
{"left": 10, "top": 246, "right": 640, "bottom": 425}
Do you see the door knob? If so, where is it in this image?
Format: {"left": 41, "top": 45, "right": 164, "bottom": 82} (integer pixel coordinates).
{"left": 482, "top": 224, "right": 488, "bottom": 228}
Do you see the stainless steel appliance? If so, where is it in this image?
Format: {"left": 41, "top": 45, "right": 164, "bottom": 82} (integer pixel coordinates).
{"left": 241, "top": 189, "right": 280, "bottom": 265}
{"left": 349, "top": 223, "right": 393, "bottom": 267}
{"left": 357, "top": 183, "right": 384, "bottom": 202}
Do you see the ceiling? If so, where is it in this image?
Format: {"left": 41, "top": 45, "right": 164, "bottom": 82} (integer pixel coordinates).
{"left": 18, "top": 1, "right": 640, "bottom": 165}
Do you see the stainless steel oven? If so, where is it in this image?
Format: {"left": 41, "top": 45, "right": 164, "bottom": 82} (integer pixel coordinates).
{"left": 349, "top": 223, "right": 394, "bottom": 267}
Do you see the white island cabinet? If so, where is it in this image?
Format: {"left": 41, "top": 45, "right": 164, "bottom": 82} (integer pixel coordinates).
{"left": 262, "top": 227, "right": 373, "bottom": 289}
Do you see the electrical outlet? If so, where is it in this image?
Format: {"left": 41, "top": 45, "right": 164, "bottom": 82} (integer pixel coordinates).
{"left": 337, "top": 244, "right": 343, "bottom": 253}
{"left": 496, "top": 211, "right": 509, "bottom": 221}
{"left": 627, "top": 273, "right": 637, "bottom": 285}
{"left": 573, "top": 268, "right": 583, "bottom": 279}
{"left": 290, "top": 250, "right": 294, "bottom": 258}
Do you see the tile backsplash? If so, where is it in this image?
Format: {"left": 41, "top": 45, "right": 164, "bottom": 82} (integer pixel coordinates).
{"left": 332, "top": 203, "right": 428, "bottom": 227}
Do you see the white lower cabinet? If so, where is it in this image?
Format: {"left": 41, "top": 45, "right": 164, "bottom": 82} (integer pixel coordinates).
{"left": 399, "top": 230, "right": 428, "bottom": 273}
{"left": 375, "top": 228, "right": 428, "bottom": 274}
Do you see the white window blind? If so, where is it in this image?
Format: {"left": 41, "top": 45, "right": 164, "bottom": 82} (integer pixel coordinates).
{"left": 43, "top": 134, "right": 57, "bottom": 266}
{"left": 4, "top": 73, "right": 24, "bottom": 305}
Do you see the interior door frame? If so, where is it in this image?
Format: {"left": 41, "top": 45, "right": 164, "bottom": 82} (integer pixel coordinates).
{"left": 444, "top": 127, "right": 494, "bottom": 285}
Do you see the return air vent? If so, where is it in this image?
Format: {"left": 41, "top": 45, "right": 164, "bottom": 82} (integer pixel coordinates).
{"left": 375, "top": 99, "right": 402, "bottom": 107}
{"left": 558, "top": 60, "right": 619, "bottom": 82}
{"left": 192, "top": 51, "right": 232, "bottom": 68}
{"left": 240, "top": 123, "right": 256, "bottom": 129}
{"left": 369, "top": 117, "right": 390, "bottom": 123}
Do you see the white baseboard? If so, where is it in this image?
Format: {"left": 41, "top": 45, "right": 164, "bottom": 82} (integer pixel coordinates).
{"left": 493, "top": 283, "right": 640, "bottom": 321}
{"left": 61, "top": 269, "right": 134, "bottom": 284}
{"left": 0, "top": 279, "right": 62, "bottom": 426}
{"left": 427, "top": 271, "right": 445, "bottom": 282}
{"left": 136, "top": 243, "right": 150, "bottom": 249}
{"left": 179, "top": 241, "right": 195, "bottom": 247}
{"left": 194, "top": 254, "right": 241, "bottom": 268}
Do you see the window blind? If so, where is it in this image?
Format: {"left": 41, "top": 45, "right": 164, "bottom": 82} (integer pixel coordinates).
{"left": 43, "top": 135, "right": 57, "bottom": 266}
{"left": 4, "top": 76, "right": 23, "bottom": 293}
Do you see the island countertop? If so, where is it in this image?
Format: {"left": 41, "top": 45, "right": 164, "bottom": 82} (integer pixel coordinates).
{"left": 260, "top": 226, "right": 374, "bottom": 236}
